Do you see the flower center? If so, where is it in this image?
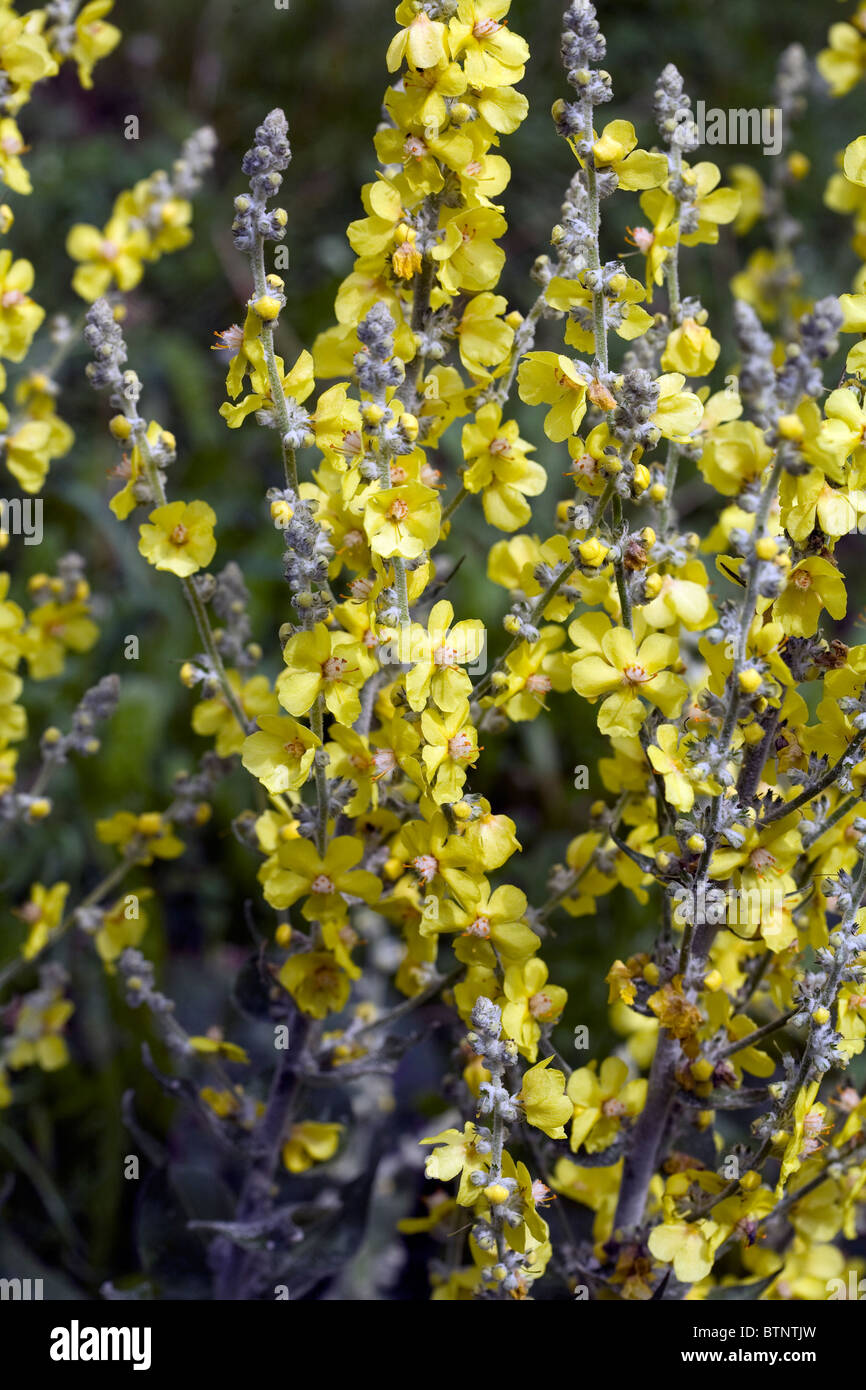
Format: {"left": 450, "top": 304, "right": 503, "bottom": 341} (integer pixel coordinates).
{"left": 792, "top": 569, "right": 812, "bottom": 590}
{"left": 601, "top": 1097, "right": 626, "bottom": 1118}
{"left": 489, "top": 435, "right": 511, "bottom": 457}
{"left": 283, "top": 739, "right": 306, "bottom": 758}
{"left": 349, "top": 575, "right": 375, "bottom": 601}
{"left": 322, "top": 655, "right": 348, "bottom": 681}
{"left": 170, "top": 524, "right": 189, "bottom": 546}
{"left": 526, "top": 673, "right": 551, "bottom": 694}
{"left": 311, "top": 874, "right": 336, "bottom": 895}
{"left": 748, "top": 847, "right": 776, "bottom": 874}
{"left": 100, "top": 239, "right": 119, "bottom": 261}
{"left": 473, "top": 17, "right": 501, "bottom": 36}
{"left": 1, "top": 289, "right": 24, "bottom": 307}
{"left": 412, "top": 853, "right": 439, "bottom": 883}
{"left": 214, "top": 323, "right": 244, "bottom": 352}
{"left": 448, "top": 731, "right": 474, "bottom": 760}
{"left": 338, "top": 428, "right": 362, "bottom": 457}
{"left": 433, "top": 643, "right": 458, "bottom": 667}
{"left": 372, "top": 748, "right": 397, "bottom": 776}
{"left": 622, "top": 662, "right": 650, "bottom": 685}
{"left": 313, "top": 963, "right": 340, "bottom": 991}
{"left": 629, "top": 226, "right": 654, "bottom": 253}
{"left": 553, "top": 366, "right": 581, "bottom": 391}
{"left": 528, "top": 990, "right": 554, "bottom": 1019}
{"left": 388, "top": 498, "right": 409, "bottom": 523}
{"left": 404, "top": 135, "right": 427, "bottom": 160}
{"left": 466, "top": 914, "right": 491, "bottom": 938}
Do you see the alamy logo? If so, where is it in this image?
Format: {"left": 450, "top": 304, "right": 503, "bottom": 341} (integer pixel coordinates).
{"left": 675, "top": 101, "right": 783, "bottom": 156}
{"left": 671, "top": 884, "right": 784, "bottom": 927}
{"left": 0, "top": 496, "right": 43, "bottom": 545}
{"left": 49, "top": 1321, "right": 152, "bottom": 1372}
{"left": 0, "top": 1276, "right": 43, "bottom": 1299}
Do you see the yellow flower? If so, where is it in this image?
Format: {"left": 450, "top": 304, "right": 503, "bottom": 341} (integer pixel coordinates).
{"left": 679, "top": 161, "right": 741, "bottom": 245}
{"left": 5, "top": 987, "right": 73, "bottom": 1073}
{"left": 282, "top": 1121, "right": 343, "bottom": 1174}
{"left": 3, "top": 416, "right": 68, "bottom": 493}
{"left": 818, "top": 21, "right": 866, "bottom": 97}
{"left": 138, "top": 500, "right": 216, "bottom": 577}
{"left": 0, "top": 250, "right": 44, "bottom": 360}
{"left": 698, "top": 420, "right": 773, "bottom": 496}
{"left": 192, "top": 673, "right": 277, "bottom": 756}
{"left": 493, "top": 627, "right": 572, "bottom": 721}
{"left": 399, "top": 599, "right": 485, "bottom": 713}
{"left": 773, "top": 556, "right": 846, "bottom": 637}
{"left": 648, "top": 1218, "right": 724, "bottom": 1284}
{"left": 109, "top": 419, "right": 173, "bottom": 520}
{"left": 567, "top": 1057, "right": 646, "bottom": 1153}
{"left": 0, "top": 118, "right": 30, "bottom": 194}
{"left": 729, "top": 162, "right": 766, "bottom": 234}
{"left": 69, "top": 0, "right": 121, "bottom": 89}
{"left": 648, "top": 724, "right": 701, "bottom": 812}
{"left": 776, "top": 1082, "right": 825, "bottom": 1193}
{"left": 661, "top": 318, "right": 720, "bottom": 377}
{"left": 651, "top": 372, "right": 703, "bottom": 440}
{"left": 456, "top": 292, "right": 514, "bottom": 378}
{"left": 431, "top": 206, "right": 507, "bottom": 294}
{"left": 520, "top": 1056, "right": 573, "bottom": 1139}
{"left": 631, "top": 193, "right": 679, "bottom": 293}
{"left": 448, "top": 0, "right": 529, "bottom": 87}
{"left": 0, "top": 14, "right": 58, "bottom": 113}
{"left": 375, "top": 109, "right": 472, "bottom": 199}
{"left": 96, "top": 810, "right": 184, "bottom": 864}
{"left": 66, "top": 213, "right": 149, "bottom": 301}
{"left": 501, "top": 957, "right": 567, "bottom": 1061}
{"left": 517, "top": 351, "right": 590, "bottom": 443}
{"left": 421, "top": 1121, "right": 492, "bottom": 1205}
{"left": 436, "top": 879, "right": 539, "bottom": 959}
{"left": 461, "top": 401, "right": 545, "bottom": 531}
{"left": 843, "top": 134, "right": 866, "bottom": 189}
{"left": 420, "top": 702, "right": 480, "bottom": 804}
{"left": 364, "top": 480, "right": 440, "bottom": 560}
{"left": 259, "top": 834, "right": 380, "bottom": 918}
{"left": 22, "top": 596, "right": 98, "bottom": 679}
{"left": 188, "top": 1034, "right": 249, "bottom": 1064}
{"left": 386, "top": 3, "right": 447, "bottom": 72}
{"left": 277, "top": 623, "right": 368, "bottom": 725}
{"left": 569, "top": 615, "right": 686, "bottom": 737}
{"left": 93, "top": 891, "right": 151, "bottom": 967}
{"left": 241, "top": 714, "right": 320, "bottom": 793}
{"left": 585, "top": 119, "right": 668, "bottom": 191}
{"left": 546, "top": 270, "right": 653, "bottom": 353}
{"left": 648, "top": 978, "right": 702, "bottom": 1041}
{"left": 278, "top": 950, "right": 350, "bottom": 1019}
{"left": 221, "top": 342, "right": 314, "bottom": 428}
{"left": 730, "top": 247, "right": 802, "bottom": 323}
{"left": 17, "top": 881, "right": 69, "bottom": 960}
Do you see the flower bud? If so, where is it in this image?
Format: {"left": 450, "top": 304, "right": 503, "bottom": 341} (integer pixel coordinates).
{"left": 738, "top": 667, "right": 762, "bottom": 694}
{"left": 252, "top": 294, "right": 281, "bottom": 320}
{"left": 109, "top": 413, "right": 132, "bottom": 440}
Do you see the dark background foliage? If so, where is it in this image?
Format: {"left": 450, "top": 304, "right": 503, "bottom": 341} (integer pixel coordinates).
{"left": 1, "top": 0, "right": 862, "bottom": 1296}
